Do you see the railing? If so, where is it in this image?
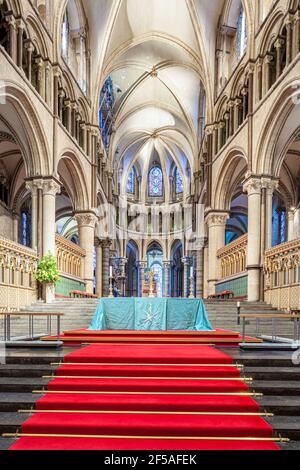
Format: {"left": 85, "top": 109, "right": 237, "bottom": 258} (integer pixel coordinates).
{"left": 217, "top": 235, "right": 248, "bottom": 280}
{"left": 0, "top": 236, "right": 38, "bottom": 310}
{"left": 264, "top": 238, "right": 300, "bottom": 311}
{"left": 55, "top": 234, "right": 85, "bottom": 279}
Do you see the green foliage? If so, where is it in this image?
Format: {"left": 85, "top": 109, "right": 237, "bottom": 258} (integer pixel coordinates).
{"left": 34, "top": 254, "right": 60, "bottom": 285}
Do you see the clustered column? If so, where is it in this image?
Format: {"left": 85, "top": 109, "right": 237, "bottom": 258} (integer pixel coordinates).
{"left": 75, "top": 212, "right": 98, "bottom": 294}
{"left": 205, "top": 212, "right": 228, "bottom": 296}
{"left": 243, "top": 177, "right": 263, "bottom": 302}
{"left": 101, "top": 240, "right": 111, "bottom": 297}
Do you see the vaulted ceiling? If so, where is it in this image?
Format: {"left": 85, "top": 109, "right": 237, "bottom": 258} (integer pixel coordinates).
{"left": 69, "top": 0, "right": 226, "bottom": 193}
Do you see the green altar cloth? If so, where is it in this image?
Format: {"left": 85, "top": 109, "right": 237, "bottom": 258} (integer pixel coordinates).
{"left": 89, "top": 298, "right": 213, "bottom": 331}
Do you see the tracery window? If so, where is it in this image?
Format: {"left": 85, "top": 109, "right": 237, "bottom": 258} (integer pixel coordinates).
{"left": 127, "top": 168, "right": 135, "bottom": 194}
{"left": 61, "top": 11, "right": 69, "bottom": 59}
{"left": 175, "top": 167, "right": 183, "bottom": 194}
{"left": 237, "top": 6, "right": 247, "bottom": 59}
{"left": 99, "top": 76, "right": 115, "bottom": 149}
{"left": 148, "top": 166, "right": 163, "bottom": 197}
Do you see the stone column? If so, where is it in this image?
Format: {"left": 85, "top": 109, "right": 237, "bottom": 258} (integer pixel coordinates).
{"left": 182, "top": 257, "right": 190, "bottom": 298}
{"left": 263, "top": 178, "right": 279, "bottom": 250}
{"left": 139, "top": 261, "right": 147, "bottom": 297}
{"left": 101, "top": 239, "right": 111, "bottom": 297}
{"left": 196, "top": 246, "right": 204, "bottom": 298}
{"left": 256, "top": 59, "right": 263, "bottom": 101}
{"left": 25, "top": 42, "right": 34, "bottom": 83}
{"left": 288, "top": 210, "right": 295, "bottom": 242}
{"left": 12, "top": 212, "right": 19, "bottom": 243}
{"left": 206, "top": 212, "right": 228, "bottom": 296}
{"left": 6, "top": 15, "right": 17, "bottom": 62}
{"left": 41, "top": 179, "right": 60, "bottom": 256}
{"left": 286, "top": 17, "right": 293, "bottom": 66}
{"left": 293, "top": 11, "right": 300, "bottom": 57}
{"left": 16, "top": 19, "right": 24, "bottom": 68}
{"left": 95, "top": 238, "right": 102, "bottom": 297}
{"left": 26, "top": 180, "right": 39, "bottom": 251}
{"left": 263, "top": 55, "right": 273, "bottom": 94}
{"left": 163, "top": 261, "right": 171, "bottom": 298}
{"left": 243, "top": 177, "right": 263, "bottom": 302}
{"left": 75, "top": 212, "right": 98, "bottom": 293}
{"left": 274, "top": 38, "right": 284, "bottom": 79}
{"left": 234, "top": 99, "right": 242, "bottom": 131}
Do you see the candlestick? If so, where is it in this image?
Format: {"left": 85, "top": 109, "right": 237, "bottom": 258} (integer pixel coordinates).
{"left": 109, "top": 266, "right": 113, "bottom": 278}
{"left": 188, "top": 273, "right": 195, "bottom": 299}
{"left": 108, "top": 276, "right": 114, "bottom": 298}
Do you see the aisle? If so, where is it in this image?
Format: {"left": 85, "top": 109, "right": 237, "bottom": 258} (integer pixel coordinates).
{"left": 8, "top": 343, "right": 280, "bottom": 451}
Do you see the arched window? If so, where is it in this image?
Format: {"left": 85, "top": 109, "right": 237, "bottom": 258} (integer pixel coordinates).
{"left": 175, "top": 167, "right": 183, "bottom": 194}
{"left": 148, "top": 166, "right": 163, "bottom": 197}
{"left": 61, "top": 10, "right": 69, "bottom": 59}
{"left": 99, "top": 76, "right": 115, "bottom": 149}
{"left": 127, "top": 168, "right": 135, "bottom": 194}
{"left": 237, "top": 5, "right": 247, "bottom": 59}
{"left": 61, "top": 1, "right": 87, "bottom": 94}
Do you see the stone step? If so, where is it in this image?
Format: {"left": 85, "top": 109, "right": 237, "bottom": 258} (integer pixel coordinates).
{"left": 245, "top": 367, "right": 300, "bottom": 381}
{"left": 252, "top": 380, "right": 300, "bottom": 396}
{"left": 258, "top": 396, "right": 300, "bottom": 416}
{"left": 0, "top": 393, "right": 42, "bottom": 412}
{"left": 0, "top": 365, "right": 56, "bottom": 378}
{"left": 267, "top": 415, "right": 300, "bottom": 440}
{"left": 0, "top": 412, "right": 28, "bottom": 434}
{"left": 0, "top": 377, "right": 50, "bottom": 393}
{"left": 0, "top": 437, "right": 15, "bottom": 450}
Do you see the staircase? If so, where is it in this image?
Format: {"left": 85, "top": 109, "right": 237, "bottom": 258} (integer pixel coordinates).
{"left": 0, "top": 348, "right": 300, "bottom": 450}
{"left": 0, "top": 298, "right": 294, "bottom": 340}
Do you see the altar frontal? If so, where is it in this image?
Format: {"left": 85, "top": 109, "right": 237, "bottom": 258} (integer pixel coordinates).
{"left": 89, "top": 298, "right": 213, "bottom": 331}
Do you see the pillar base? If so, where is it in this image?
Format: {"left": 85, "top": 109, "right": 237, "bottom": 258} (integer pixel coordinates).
{"left": 247, "top": 267, "right": 261, "bottom": 302}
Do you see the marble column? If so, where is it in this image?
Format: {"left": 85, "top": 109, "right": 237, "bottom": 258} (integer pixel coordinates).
{"left": 41, "top": 179, "right": 61, "bottom": 256}
{"left": 206, "top": 212, "right": 229, "bottom": 296}
{"left": 243, "top": 177, "right": 263, "bottom": 302}
{"left": 75, "top": 212, "right": 98, "bottom": 294}
{"left": 163, "top": 261, "right": 171, "bottom": 298}
{"left": 286, "top": 18, "right": 293, "bottom": 66}
{"left": 288, "top": 210, "right": 295, "bottom": 242}
{"left": 12, "top": 212, "right": 19, "bottom": 244}
{"left": 6, "top": 15, "right": 17, "bottom": 62}
{"left": 25, "top": 180, "right": 39, "bottom": 251}
{"left": 263, "top": 178, "right": 279, "bottom": 250}
{"left": 16, "top": 19, "right": 24, "bottom": 68}
{"left": 101, "top": 239, "right": 111, "bottom": 297}
{"left": 274, "top": 38, "right": 284, "bottom": 79}
{"left": 95, "top": 238, "right": 102, "bottom": 297}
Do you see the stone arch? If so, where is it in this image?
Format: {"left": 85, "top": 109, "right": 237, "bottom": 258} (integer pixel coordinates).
{"left": 255, "top": 80, "right": 300, "bottom": 176}
{"left": 56, "top": 151, "right": 90, "bottom": 211}
{"left": 213, "top": 148, "right": 248, "bottom": 210}
{"left": 0, "top": 82, "right": 50, "bottom": 176}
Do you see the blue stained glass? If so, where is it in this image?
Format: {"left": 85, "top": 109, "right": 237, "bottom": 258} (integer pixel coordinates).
{"left": 175, "top": 167, "right": 183, "bottom": 194}
{"left": 148, "top": 167, "right": 163, "bottom": 197}
{"left": 127, "top": 169, "right": 135, "bottom": 194}
{"left": 237, "top": 6, "right": 247, "bottom": 59}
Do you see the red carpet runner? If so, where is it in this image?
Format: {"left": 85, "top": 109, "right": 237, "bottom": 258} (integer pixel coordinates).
{"left": 9, "top": 344, "right": 280, "bottom": 451}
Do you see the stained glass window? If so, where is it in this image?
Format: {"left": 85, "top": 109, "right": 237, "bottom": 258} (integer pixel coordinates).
{"left": 61, "top": 11, "right": 69, "bottom": 59}
{"left": 99, "top": 76, "right": 115, "bottom": 149}
{"left": 127, "top": 168, "right": 135, "bottom": 194}
{"left": 237, "top": 6, "right": 247, "bottom": 59}
{"left": 148, "top": 166, "right": 163, "bottom": 197}
{"left": 175, "top": 167, "right": 183, "bottom": 194}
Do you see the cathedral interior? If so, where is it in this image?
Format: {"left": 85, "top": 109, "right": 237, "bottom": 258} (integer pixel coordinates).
{"left": 0, "top": 0, "right": 300, "bottom": 454}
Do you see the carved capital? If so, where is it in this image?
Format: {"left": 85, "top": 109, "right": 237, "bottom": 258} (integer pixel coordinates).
{"left": 75, "top": 212, "right": 98, "bottom": 228}
{"left": 206, "top": 212, "right": 229, "bottom": 227}
{"left": 243, "top": 177, "right": 263, "bottom": 196}
{"left": 261, "top": 177, "right": 279, "bottom": 195}
{"left": 42, "top": 179, "right": 61, "bottom": 197}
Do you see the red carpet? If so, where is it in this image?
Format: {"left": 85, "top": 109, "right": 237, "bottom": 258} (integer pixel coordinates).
{"left": 9, "top": 343, "right": 280, "bottom": 451}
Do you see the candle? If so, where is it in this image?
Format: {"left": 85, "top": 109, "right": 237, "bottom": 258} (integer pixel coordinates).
{"left": 237, "top": 301, "right": 241, "bottom": 308}
{"left": 110, "top": 266, "right": 113, "bottom": 278}
{"left": 190, "top": 266, "right": 194, "bottom": 278}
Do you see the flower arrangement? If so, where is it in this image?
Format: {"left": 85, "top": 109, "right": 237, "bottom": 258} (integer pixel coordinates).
{"left": 34, "top": 254, "right": 60, "bottom": 285}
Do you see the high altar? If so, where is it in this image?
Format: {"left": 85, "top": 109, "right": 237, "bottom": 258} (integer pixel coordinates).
{"left": 89, "top": 298, "right": 213, "bottom": 331}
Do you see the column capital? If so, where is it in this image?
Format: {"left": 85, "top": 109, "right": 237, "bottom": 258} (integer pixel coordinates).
{"left": 139, "top": 261, "right": 147, "bottom": 269}
{"left": 261, "top": 177, "right": 279, "bottom": 194}
{"left": 205, "top": 211, "right": 229, "bottom": 227}
{"left": 75, "top": 212, "right": 98, "bottom": 228}
{"left": 243, "top": 176, "right": 263, "bottom": 196}
{"left": 163, "top": 260, "right": 171, "bottom": 268}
